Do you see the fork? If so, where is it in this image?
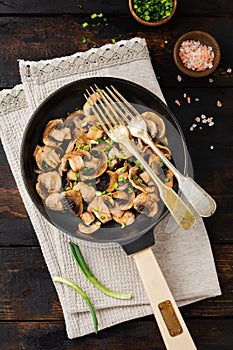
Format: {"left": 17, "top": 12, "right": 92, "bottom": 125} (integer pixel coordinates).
{"left": 84, "top": 87, "right": 195, "bottom": 230}
{"left": 100, "top": 85, "right": 216, "bottom": 218}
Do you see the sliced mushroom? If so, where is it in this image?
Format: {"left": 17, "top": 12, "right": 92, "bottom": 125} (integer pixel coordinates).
{"left": 78, "top": 221, "right": 101, "bottom": 234}
{"left": 62, "top": 189, "right": 83, "bottom": 216}
{"left": 86, "top": 126, "right": 103, "bottom": 140}
{"left": 129, "top": 166, "right": 148, "bottom": 193}
{"left": 88, "top": 196, "right": 112, "bottom": 224}
{"left": 79, "top": 148, "right": 108, "bottom": 181}
{"left": 142, "top": 111, "right": 166, "bottom": 140}
{"left": 64, "top": 110, "right": 84, "bottom": 138}
{"left": 113, "top": 190, "right": 135, "bottom": 211}
{"left": 133, "top": 193, "right": 158, "bottom": 217}
{"left": 73, "top": 182, "right": 96, "bottom": 203}
{"left": 45, "top": 192, "right": 64, "bottom": 211}
{"left": 105, "top": 170, "right": 118, "bottom": 192}
{"left": 113, "top": 211, "right": 135, "bottom": 226}
{"left": 156, "top": 144, "right": 172, "bottom": 160}
{"left": 34, "top": 145, "right": 62, "bottom": 171}
{"left": 83, "top": 92, "right": 101, "bottom": 118}
{"left": 80, "top": 211, "right": 95, "bottom": 226}
{"left": 43, "top": 119, "right": 65, "bottom": 147}
{"left": 36, "top": 171, "right": 62, "bottom": 200}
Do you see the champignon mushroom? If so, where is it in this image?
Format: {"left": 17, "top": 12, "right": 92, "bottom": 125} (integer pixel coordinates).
{"left": 105, "top": 170, "right": 118, "bottom": 192}
{"left": 36, "top": 171, "right": 62, "bottom": 200}
{"left": 78, "top": 221, "right": 101, "bottom": 234}
{"left": 86, "top": 126, "right": 103, "bottom": 140}
{"left": 83, "top": 92, "right": 101, "bottom": 118}
{"left": 129, "top": 166, "right": 148, "bottom": 193}
{"left": 45, "top": 192, "right": 64, "bottom": 211}
{"left": 64, "top": 110, "right": 84, "bottom": 138}
{"left": 79, "top": 148, "right": 108, "bottom": 181}
{"left": 80, "top": 211, "right": 95, "bottom": 226}
{"left": 113, "top": 211, "right": 135, "bottom": 226}
{"left": 113, "top": 190, "right": 135, "bottom": 211}
{"left": 42, "top": 119, "right": 66, "bottom": 147}
{"left": 142, "top": 111, "right": 166, "bottom": 140}
{"left": 34, "top": 145, "right": 62, "bottom": 171}
{"left": 73, "top": 182, "right": 96, "bottom": 203}
{"left": 88, "top": 196, "right": 112, "bottom": 223}
{"left": 133, "top": 193, "right": 158, "bottom": 217}
{"left": 62, "top": 189, "right": 83, "bottom": 216}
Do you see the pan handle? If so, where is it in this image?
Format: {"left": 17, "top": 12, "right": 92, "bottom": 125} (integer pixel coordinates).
{"left": 133, "top": 247, "right": 197, "bottom": 350}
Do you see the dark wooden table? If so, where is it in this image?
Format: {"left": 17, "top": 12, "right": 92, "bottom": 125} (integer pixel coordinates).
{"left": 0, "top": 1, "right": 232, "bottom": 349}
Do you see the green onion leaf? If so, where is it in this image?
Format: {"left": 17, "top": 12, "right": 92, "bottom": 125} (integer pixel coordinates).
{"left": 52, "top": 276, "right": 98, "bottom": 334}
{"left": 68, "top": 242, "right": 131, "bottom": 300}
{"left": 83, "top": 145, "right": 90, "bottom": 151}
{"left": 82, "top": 22, "right": 89, "bottom": 28}
{"left": 82, "top": 37, "right": 87, "bottom": 44}
{"left": 165, "top": 177, "right": 170, "bottom": 182}
{"left": 83, "top": 167, "right": 91, "bottom": 172}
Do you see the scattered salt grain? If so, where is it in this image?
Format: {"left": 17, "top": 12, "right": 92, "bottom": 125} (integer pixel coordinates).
{"left": 217, "top": 100, "right": 222, "bottom": 108}
{"left": 201, "top": 114, "right": 206, "bottom": 119}
{"left": 187, "top": 96, "right": 191, "bottom": 104}
{"left": 202, "top": 119, "right": 208, "bottom": 124}
{"left": 177, "top": 75, "right": 182, "bottom": 82}
{"left": 210, "top": 145, "right": 214, "bottom": 150}
{"left": 179, "top": 40, "right": 215, "bottom": 71}
{"left": 165, "top": 40, "right": 168, "bottom": 44}
{"left": 209, "top": 121, "right": 214, "bottom": 126}
{"left": 183, "top": 93, "right": 187, "bottom": 98}
{"left": 175, "top": 99, "right": 181, "bottom": 106}
{"left": 209, "top": 78, "right": 214, "bottom": 83}
{"left": 195, "top": 97, "right": 200, "bottom": 102}
{"left": 195, "top": 117, "right": 201, "bottom": 122}
{"left": 227, "top": 68, "right": 232, "bottom": 73}
{"left": 199, "top": 126, "right": 203, "bottom": 130}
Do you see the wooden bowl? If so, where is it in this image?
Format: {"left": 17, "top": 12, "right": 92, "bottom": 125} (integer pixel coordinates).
{"left": 173, "top": 31, "right": 221, "bottom": 78}
{"left": 129, "top": 0, "right": 177, "bottom": 26}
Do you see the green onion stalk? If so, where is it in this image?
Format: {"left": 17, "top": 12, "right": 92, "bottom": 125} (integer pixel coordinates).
{"left": 69, "top": 242, "right": 132, "bottom": 300}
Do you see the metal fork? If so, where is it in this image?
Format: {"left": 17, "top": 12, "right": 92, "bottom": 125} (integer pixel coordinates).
{"left": 100, "top": 85, "right": 216, "bottom": 218}
{"left": 84, "top": 87, "right": 195, "bottom": 230}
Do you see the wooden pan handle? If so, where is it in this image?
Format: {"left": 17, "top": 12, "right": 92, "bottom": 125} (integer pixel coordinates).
{"left": 133, "top": 247, "right": 197, "bottom": 350}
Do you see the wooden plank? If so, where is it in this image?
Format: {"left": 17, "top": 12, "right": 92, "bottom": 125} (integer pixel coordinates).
{"left": 0, "top": 244, "right": 232, "bottom": 321}
{"left": 0, "top": 16, "right": 232, "bottom": 89}
{"left": 0, "top": 0, "right": 232, "bottom": 16}
{"left": 0, "top": 318, "right": 233, "bottom": 350}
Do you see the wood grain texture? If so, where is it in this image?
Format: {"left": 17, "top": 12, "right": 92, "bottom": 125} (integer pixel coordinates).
{"left": 0, "top": 245, "right": 232, "bottom": 321}
{"left": 0, "top": 16, "right": 232, "bottom": 89}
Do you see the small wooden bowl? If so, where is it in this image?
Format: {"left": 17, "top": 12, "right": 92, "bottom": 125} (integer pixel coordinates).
{"left": 173, "top": 31, "right": 221, "bottom": 78}
{"left": 129, "top": 0, "right": 177, "bottom": 26}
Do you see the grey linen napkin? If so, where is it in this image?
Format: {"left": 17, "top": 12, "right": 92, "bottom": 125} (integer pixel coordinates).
{"left": 0, "top": 38, "right": 221, "bottom": 338}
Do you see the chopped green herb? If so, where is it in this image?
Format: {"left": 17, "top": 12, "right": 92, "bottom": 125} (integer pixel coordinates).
{"left": 62, "top": 210, "right": 67, "bottom": 214}
{"left": 107, "top": 159, "right": 111, "bottom": 165}
{"left": 128, "top": 157, "right": 134, "bottom": 163}
{"left": 44, "top": 163, "right": 49, "bottom": 169}
{"left": 133, "top": 175, "right": 138, "bottom": 181}
{"left": 82, "top": 22, "right": 89, "bottom": 28}
{"left": 98, "top": 149, "right": 103, "bottom": 155}
{"left": 138, "top": 178, "right": 143, "bottom": 183}
{"left": 113, "top": 182, "right": 118, "bottom": 189}
{"left": 132, "top": 0, "right": 174, "bottom": 22}
{"left": 119, "top": 153, "right": 125, "bottom": 159}
{"left": 73, "top": 181, "right": 77, "bottom": 186}
{"left": 118, "top": 176, "right": 124, "bottom": 182}
{"left": 92, "top": 126, "right": 98, "bottom": 131}
{"left": 100, "top": 215, "right": 106, "bottom": 220}
{"left": 165, "top": 177, "right": 170, "bottom": 182}
{"left": 76, "top": 4, "right": 83, "bottom": 9}
{"left": 128, "top": 188, "right": 133, "bottom": 194}
{"left": 91, "top": 13, "right": 97, "bottom": 19}
{"left": 109, "top": 140, "right": 114, "bottom": 145}
{"left": 77, "top": 143, "right": 83, "bottom": 149}
{"left": 111, "top": 38, "right": 116, "bottom": 44}
{"left": 121, "top": 222, "right": 126, "bottom": 229}
{"left": 103, "top": 17, "right": 108, "bottom": 22}
{"left": 66, "top": 112, "right": 70, "bottom": 116}
{"left": 97, "top": 138, "right": 106, "bottom": 144}
{"left": 106, "top": 144, "right": 112, "bottom": 151}
{"left": 83, "top": 167, "right": 91, "bottom": 172}
{"left": 93, "top": 44, "right": 97, "bottom": 48}
{"left": 135, "top": 159, "right": 142, "bottom": 167}
{"left": 83, "top": 145, "right": 90, "bottom": 151}
{"left": 101, "top": 191, "right": 106, "bottom": 195}
{"left": 66, "top": 186, "right": 71, "bottom": 191}
{"left": 98, "top": 13, "right": 103, "bottom": 18}
{"left": 82, "top": 36, "right": 87, "bottom": 44}
{"left": 88, "top": 181, "right": 95, "bottom": 186}
{"left": 160, "top": 162, "right": 164, "bottom": 167}
{"left": 75, "top": 172, "right": 79, "bottom": 178}
{"left": 94, "top": 206, "right": 99, "bottom": 212}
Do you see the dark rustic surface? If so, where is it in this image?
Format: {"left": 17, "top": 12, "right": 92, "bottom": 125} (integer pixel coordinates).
{"left": 0, "top": 1, "right": 232, "bottom": 349}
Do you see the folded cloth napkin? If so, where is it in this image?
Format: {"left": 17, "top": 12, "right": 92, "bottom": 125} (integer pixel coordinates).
{"left": 0, "top": 37, "right": 221, "bottom": 338}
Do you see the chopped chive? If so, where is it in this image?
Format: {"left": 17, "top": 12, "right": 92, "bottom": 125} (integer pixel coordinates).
{"left": 92, "top": 126, "right": 98, "bottom": 130}
{"left": 73, "top": 181, "right": 77, "bottom": 186}
{"left": 106, "top": 144, "right": 112, "bottom": 151}
{"left": 101, "top": 191, "right": 106, "bottom": 195}
{"left": 82, "top": 37, "right": 87, "bottom": 44}
{"left": 62, "top": 210, "right": 67, "bottom": 214}
{"left": 100, "top": 215, "right": 106, "bottom": 220}
{"left": 118, "top": 177, "right": 124, "bottom": 182}
{"left": 135, "top": 159, "right": 141, "bottom": 167}
{"left": 97, "top": 138, "right": 106, "bottom": 144}
{"left": 91, "top": 13, "right": 97, "bottom": 19}
{"left": 138, "top": 178, "right": 143, "bottom": 183}
{"left": 82, "top": 22, "right": 89, "bottom": 28}
{"left": 165, "top": 177, "right": 170, "bottom": 182}
{"left": 65, "top": 186, "right": 71, "bottom": 191}
{"left": 113, "top": 182, "right": 118, "bottom": 189}
{"left": 121, "top": 222, "right": 126, "bottom": 229}
{"left": 93, "top": 44, "right": 97, "bottom": 48}
{"left": 107, "top": 159, "right": 111, "bottom": 165}
{"left": 44, "top": 163, "right": 49, "bottom": 169}
{"left": 119, "top": 153, "right": 125, "bottom": 159}
{"left": 133, "top": 175, "right": 138, "bottom": 181}
{"left": 75, "top": 172, "right": 79, "bottom": 178}
{"left": 160, "top": 162, "right": 164, "bottom": 167}
{"left": 94, "top": 206, "right": 98, "bottom": 212}
{"left": 128, "top": 157, "right": 134, "bottom": 163}
{"left": 98, "top": 13, "right": 103, "bottom": 18}
{"left": 76, "top": 4, "right": 83, "bottom": 9}
{"left": 77, "top": 143, "right": 82, "bottom": 149}
{"left": 96, "top": 191, "right": 102, "bottom": 196}
{"left": 128, "top": 188, "right": 133, "bottom": 194}
{"left": 83, "top": 145, "right": 90, "bottom": 151}
{"left": 109, "top": 140, "right": 114, "bottom": 145}
{"left": 111, "top": 38, "right": 116, "bottom": 44}
{"left": 83, "top": 167, "right": 91, "bottom": 172}
{"left": 98, "top": 149, "right": 103, "bottom": 155}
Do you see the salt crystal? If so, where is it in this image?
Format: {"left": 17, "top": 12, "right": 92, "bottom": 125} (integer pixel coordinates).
{"left": 217, "top": 100, "right": 222, "bottom": 108}
{"left": 175, "top": 99, "right": 181, "bottom": 106}
{"left": 210, "top": 145, "right": 214, "bottom": 150}
{"left": 183, "top": 93, "right": 187, "bottom": 98}
{"left": 209, "top": 122, "right": 214, "bottom": 126}
{"left": 201, "top": 114, "right": 206, "bottom": 119}
{"left": 187, "top": 96, "right": 191, "bottom": 104}
{"left": 227, "top": 68, "right": 232, "bottom": 73}
{"left": 195, "top": 117, "right": 201, "bottom": 122}
{"left": 209, "top": 78, "right": 214, "bottom": 83}
{"left": 202, "top": 119, "right": 208, "bottom": 124}
{"left": 165, "top": 40, "right": 168, "bottom": 44}
{"left": 195, "top": 97, "right": 200, "bottom": 102}
{"left": 177, "top": 75, "right": 182, "bottom": 82}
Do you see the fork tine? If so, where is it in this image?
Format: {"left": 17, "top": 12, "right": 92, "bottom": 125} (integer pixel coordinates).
{"left": 94, "top": 84, "right": 124, "bottom": 127}
{"left": 84, "top": 88, "right": 110, "bottom": 134}
{"left": 110, "top": 85, "right": 139, "bottom": 121}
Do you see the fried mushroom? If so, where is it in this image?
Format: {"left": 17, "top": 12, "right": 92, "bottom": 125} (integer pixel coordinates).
{"left": 142, "top": 111, "right": 166, "bottom": 140}
{"left": 78, "top": 221, "right": 101, "bottom": 234}
{"left": 36, "top": 171, "right": 62, "bottom": 200}
{"left": 133, "top": 193, "right": 158, "bottom": 217}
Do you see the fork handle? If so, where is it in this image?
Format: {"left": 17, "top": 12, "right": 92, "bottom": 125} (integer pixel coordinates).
{"left": 143, "top": 137, "right": 216, "bottom": 217}
{"left": 124, "top": 141, "right": 195, "bottom": 230}
{"left": 133, "top": 247, "right": 197, "bottom": 350}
